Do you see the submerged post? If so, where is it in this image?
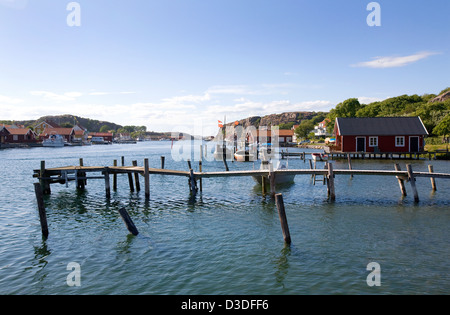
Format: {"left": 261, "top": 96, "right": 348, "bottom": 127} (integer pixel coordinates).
{"left": 144, "top": 158, "right": 150, "bottom": 199}
{"left": 113, "top": 160, "right": 118, "bottom": 191}
{"left": 275, "top": 194, "right": 291, "bottom": 245}
{"left": 104, "top": 168, "right": 111, "bottom": 199}
{"left": 34, "top": 183, "right": 49, "bottom": 238}
{"left": 327, "top": 162, "right": 335, "bottom": 201}
{"left": 406, "top": 164, "right": 419, "bottom": 203}
{"left": 132, "top": 161, "right": 140, "bottom": 192}
{"left": 428, "top": 165, "right": 437, "bottom": 191}
{"left": 394, "top": 164, "right": 407, "bottom": 197}
{"left": 118, "top": 207, "right": 139, "bottom": 236}
{"left": 77, "top": 158, "right": 86, "bottom": 190}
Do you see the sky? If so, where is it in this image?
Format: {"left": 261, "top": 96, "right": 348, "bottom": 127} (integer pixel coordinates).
{"left": 0, "top": 0, "right": 449, "bottom": 135}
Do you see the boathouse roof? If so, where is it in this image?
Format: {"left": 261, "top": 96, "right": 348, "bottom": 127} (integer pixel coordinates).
{"left": 335, "top": 117, "right": 429, "bottom": 136}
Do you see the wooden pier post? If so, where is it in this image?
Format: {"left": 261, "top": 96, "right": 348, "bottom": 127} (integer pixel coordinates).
{"left": 118, "top": 207, "right": 139, "bottom": 236}
{"left": 428, "top": 165, "right": 437, "bottom": 191}
{"left": 161, "top": 156, "right": 165, "bottom": 169}
{"left": 40, "top": 161, "right": 51, "bottom": 195}
{"left": 327, "top": 162, "right": 336, "bottom": 201}
{"left": 34, "top": 183, "right": 49, "bottom": 238}
{"left": 122, "top": 157, "right": 134, "bottom": 192}
{"left": 275, "top": 194, "right": 291, "bottom": 245}
{"left": 77, "top": 158, "right": 86, "bottom": 190}
{"left": 347, "top": 154, "right": 353, "bottom": 179}
{"left": 144, "top": 158, "right": 150, "bottom": 199}
{"left": 104, "top": 168, "right": 111, "bottom": 199}
{"left": 394, "top": 164, "right": 407, "bottom": 197}
{"left": 269, "top": 171, "right": 276, "bottom": 197}
{"left": 406, "top": 164, "right": 419, "bottom": 203}
{"left": 113, "top": 160, "right": 118, "bottom": 191}
{"left": 189, "top": 169, "right": 198, "bottom": 196}
{"left": 132, "top": 161, "right": 141, "bottom": 192}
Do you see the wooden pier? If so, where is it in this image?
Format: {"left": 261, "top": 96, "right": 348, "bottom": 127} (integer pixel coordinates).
{"left": 32, "top": 156, "right": 450, "bottom": 241}
{"left": 281, "top": 150, "right": 449, "bottom": 161}
{"left": 34, "top": 157, "right": 450, "bottom": 201}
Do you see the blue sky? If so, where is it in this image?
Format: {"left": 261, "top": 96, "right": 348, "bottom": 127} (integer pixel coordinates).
{"left": 0, "top": 0, "right": 448, "bottom": 134}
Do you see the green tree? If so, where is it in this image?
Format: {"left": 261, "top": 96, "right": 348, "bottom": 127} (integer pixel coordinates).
{"left": 99, "top": 125, "right": 110, "bottom": 133}
{"left": 294, "top": 120, "right": 315, "bottom": 140}
{"left": 433, "top": 114, "right": 450, "bottom": 140}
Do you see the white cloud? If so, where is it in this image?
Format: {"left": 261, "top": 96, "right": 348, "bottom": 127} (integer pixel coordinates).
{"left": 0, "top": 94, "right": 24, "bottom": 104}
{"left": 351, "top": 51, "right": 440, "bottom": 68}
{"left": 30, "top": 90, "right": 83, "bottom": 102}
{"left": 358, "top": 96, "right": 386, "bottom": 104}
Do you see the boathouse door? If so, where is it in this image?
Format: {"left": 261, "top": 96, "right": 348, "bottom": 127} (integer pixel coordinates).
{"left": 410, "top": 136, "right": 419, "bottom": 152}
{"left": 356, "top": 137, "right": 365, "bottom": 152}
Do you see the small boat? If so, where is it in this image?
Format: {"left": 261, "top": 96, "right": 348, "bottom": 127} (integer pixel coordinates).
{"left": 234, "top": 149, "right": 256, "bottom": 162}
{"left": 42, "top": 134, "right": 65, "bottom": 147}
{"left": 252, "top": 160, "right": 295, "bottom": 185}
{"left": 311, "top": 152, "right": 328, "bottom": 161}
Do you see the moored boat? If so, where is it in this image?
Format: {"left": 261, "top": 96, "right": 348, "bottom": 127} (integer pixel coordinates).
{"left": 42, "top": 134, "right": 65, "bottom": 147}
{"left": 252, "top": 160, "right": 295, "bottom": 185}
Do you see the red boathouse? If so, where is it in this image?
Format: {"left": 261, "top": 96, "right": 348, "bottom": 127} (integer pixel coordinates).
{"left": 334, "top": 117, "right": 428, "bottom": 153}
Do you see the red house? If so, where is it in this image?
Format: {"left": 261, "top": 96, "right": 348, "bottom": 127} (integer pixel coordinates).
{"left": 334, "top": 117, "right": 428, "bottom": 153}
{"left": 0, "top": 126, "right": 37, "bottom": 144}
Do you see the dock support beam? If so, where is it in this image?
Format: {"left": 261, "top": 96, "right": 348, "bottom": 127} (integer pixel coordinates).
{"left": 132, "top": 161, "right": 141, "bottom": 192}
{"left": 104, "top": 168, "right": 111, "bottom": 199}
{"left": 34, "top": 182, "right": 49, "bottom": 238}
{"left": 275, "top": 194, "right": 291, "bottom": 245}
{"left": 327, "top": 162, "right": 335, "bottom": 201}
{"left": 144, "top": 158, "right": 150, "bottom": 199}
{"left": 118, "top": 207, "right": 139, "bottom": 236}
{"left": 406, "top": 164, "right": 419, "bottom": 203}
{"left": 394, "top": 164, "right": 407, "bottom": 197}
{"left": 40, "top": 161, "right": 51, "bottom": 195}
{"left": 428, "top": 165, "right": 437, "bottom": 191}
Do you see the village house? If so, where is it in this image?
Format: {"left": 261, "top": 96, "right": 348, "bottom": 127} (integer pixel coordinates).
{"left": 0, "top": 125, "right": 37, "bottom": 144}
{"left": 34, "top": 120, "right": 61, "bottom": 135}
{"left": 334, "top": 117, "right": 428, "bottom": 153}
{"left": 249, "top": 128, "right": 294, "bottom": 144}
{"left": 314, "top": 118, "right": 331, "bottom": 137}
{"left": 41, "top": 127, "right": 75, "bottom": 143}
{"left": 90, "top": 132, "right": 114, "bottom": 143}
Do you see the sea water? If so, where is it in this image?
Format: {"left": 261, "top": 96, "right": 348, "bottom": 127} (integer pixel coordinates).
{"left": 0, "top": 141, "right": 449, "bottom": 294}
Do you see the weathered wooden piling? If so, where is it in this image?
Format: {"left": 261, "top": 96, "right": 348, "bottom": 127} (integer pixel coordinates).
{"left": 189, "top": 169, "right": 198, "bottom": 196}
{"left": 40, "top": 161, "right": 51, "bottom": 195}
{"left": 77, "top": 158, "right": 86, "bottom": 190}
{"left": 327, "top": 162, "right": 336, "bottom": 201}
{"left": 275, "top": 194, "right": 291, "bottom": 245}
{"left": 406, "top": 164, "right": 419, "bottom": 203}
{"left": 132, "top": 161, "right": 141, "bottom": 192}
{"left": 161, "top": 156, "right": 165, "bottom": 169}
{"left": 394, "top": 164, "right": 407, "bottom": 197}
{"left": 428, "top": 165, "right": 437, "bottom": 191}
{"left": 104, "top": 168, "right": 111, "bottom": 198}
{"left": 113, "top": 160, "right": 118, "bottom": 191}
{"left": 118, "top": 207, "right": 139, "bottom": 236}
{"left": 144, "top": 158, "right": 150, "bottom": 199}
{"left": 347, "top": 155, "right": 353, "bottom": 179}
{"left": 34, "top": 182, "right": 49, "bottom": 238}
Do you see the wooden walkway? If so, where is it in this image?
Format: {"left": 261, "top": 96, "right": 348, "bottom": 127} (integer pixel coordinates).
{"left": 32, "top": 157, "right": 449, "bottom": 239}
{"left": 33, "top": 157, "right": 450, "bottom": 203}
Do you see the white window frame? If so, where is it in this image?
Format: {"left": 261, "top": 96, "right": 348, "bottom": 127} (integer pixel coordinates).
{"left": 368, "top": 136, "right": 378, "bottom": 147}
{"left": 13, "top": 135, "right": 18, "bottom": 141}
{"left": 395, "top": 136, "right": 405, "bottom": 147}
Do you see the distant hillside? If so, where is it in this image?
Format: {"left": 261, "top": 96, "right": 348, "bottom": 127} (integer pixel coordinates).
{"left": 1, "top": 114, "right": 123, "bottom": 132}
{"left": 224, "top": 111, "right": 321, "bottom": 129}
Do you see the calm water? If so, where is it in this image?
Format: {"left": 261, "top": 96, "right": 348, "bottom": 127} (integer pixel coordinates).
{"left": 0, "top": 141, "right": 449, "bottom": 295}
